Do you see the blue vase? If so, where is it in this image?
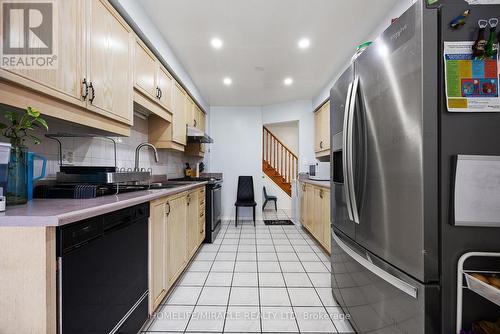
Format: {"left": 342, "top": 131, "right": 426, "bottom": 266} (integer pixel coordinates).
{"left": 7, "top": 146, "right": 28, "bottom": 205}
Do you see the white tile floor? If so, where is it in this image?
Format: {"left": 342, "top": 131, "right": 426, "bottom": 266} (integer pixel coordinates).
{"left": 141, "top": 210, "right": 354, "bottom": 333}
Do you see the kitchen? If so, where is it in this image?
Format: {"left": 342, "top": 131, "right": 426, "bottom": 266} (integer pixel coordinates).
{"left": 1, "top": 0, "right": 500, "bottom": 333}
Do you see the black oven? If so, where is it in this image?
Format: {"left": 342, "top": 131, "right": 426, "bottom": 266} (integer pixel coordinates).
{"left": 206, "top": 182, "right": 222, "bottom": 243}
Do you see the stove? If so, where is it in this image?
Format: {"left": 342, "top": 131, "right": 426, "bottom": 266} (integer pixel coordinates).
{"left": 170, "top": 177, "right": 222, "bottom": 185}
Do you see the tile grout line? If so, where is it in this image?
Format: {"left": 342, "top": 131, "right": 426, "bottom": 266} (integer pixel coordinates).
{"left": 285, "top": 223, "right": 338, "bottom": 333}
{"left": 269, "top": 225, "right": 301, "bottom": 334}
{"left": 221, "top": 220, "right": 241, "bottom": 333}
{"left": 181, "top": 220, "right": 228, "bottom": 333}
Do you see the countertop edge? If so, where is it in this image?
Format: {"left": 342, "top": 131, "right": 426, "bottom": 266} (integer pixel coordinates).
{"left": 0, "top": 181, "right": 207, "bottom": 227}
{"left": 298, "top": 178, "right": 330, "bottom": 188}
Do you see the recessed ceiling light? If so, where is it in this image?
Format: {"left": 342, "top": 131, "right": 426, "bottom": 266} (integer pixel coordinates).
{"left": 298, "top": 38, "right": 310, "bottom": 49}
{"left": 211, "top": 38, "right": 223, "bottom": 49}
{"left": 223, "top": 77, "right": 232, "bottom": 85}
{"left": 284, "top": 77, "right": 293, "bottom": 86}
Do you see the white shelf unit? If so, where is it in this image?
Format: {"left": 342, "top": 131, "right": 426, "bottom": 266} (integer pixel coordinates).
{"left": 456, "top": 252, "right": 500, "bottom": 334}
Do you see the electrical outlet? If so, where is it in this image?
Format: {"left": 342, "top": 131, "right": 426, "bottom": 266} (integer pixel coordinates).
{"left": 62, "top": 149, "right": 74, "bottom": 164}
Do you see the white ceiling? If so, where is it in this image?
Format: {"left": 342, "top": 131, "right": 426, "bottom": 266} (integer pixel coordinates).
{"left": 139, "top": 0, "right": 400, "bottom": 106}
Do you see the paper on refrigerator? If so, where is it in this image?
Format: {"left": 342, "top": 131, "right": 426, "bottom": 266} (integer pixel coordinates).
{"left": 444, "top": 41, "right": 500, "bottom": 112}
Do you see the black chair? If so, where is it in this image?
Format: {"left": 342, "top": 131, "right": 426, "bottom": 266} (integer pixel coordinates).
{"left": 235, "top": 176, "right": 256, "bottom": 227}
{"left": 263, "top": 187, "right": 277, "bottom": 212}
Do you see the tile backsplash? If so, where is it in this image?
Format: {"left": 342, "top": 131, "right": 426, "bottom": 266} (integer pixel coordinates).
{"left": 16, "top": 115, "right": 202, "bottom": 179}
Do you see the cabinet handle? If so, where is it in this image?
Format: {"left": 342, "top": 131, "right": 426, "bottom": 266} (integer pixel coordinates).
{"left": 319, "top": 189, "right": 323, "bottom": 199}
{"left": 89, "top": 81, "right": 95, "bottom": 104}
{"left": 194, "top": 119, "right": 197, "bottom": 127}
{"left": 166, "top": 202, "right": 171, "bottom": 215}
{"left": 82, "top": 78, "right": 89, "bottom": 100}
{"left": 320, "top": 141, "right": 323, "bottom": 149}
{"left": 159, "top": 88, "right": 162, "bottom": 99}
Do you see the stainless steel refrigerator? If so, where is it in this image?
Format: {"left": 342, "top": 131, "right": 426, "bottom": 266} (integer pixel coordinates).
{"left": 330, "top": 1, "right": 500, "bottom": 333}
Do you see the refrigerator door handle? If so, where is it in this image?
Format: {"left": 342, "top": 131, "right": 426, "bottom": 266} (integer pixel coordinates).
{"left": 333, "top": 232, "right": 418, "bottom": 299}
{"left": 342, "top": 82, "right": 354, "bottom": 221}
{"left": 347, "top": 76, "right": 360, "bottom": 224}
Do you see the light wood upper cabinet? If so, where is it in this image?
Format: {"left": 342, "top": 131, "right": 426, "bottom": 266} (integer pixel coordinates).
{"left": 172, "top": 82, "right": 187, "bottom": 145}
{"left": 87, "top": 0, "right": 133, "bottom": 124}
{"left": 166, "top": 192, "right": 187, "bottom": 287}
{"left": 0, "top": 0, "right": 86, "bottom": 107}
{"left": 157, "top": 66, "right": 173, "bottom": 110}
{"left": 134, "top": 40, "right": 157, "bottom": 100}
{"left": 0, "top": 0, "right": 134, "bottom": 133}
{"left": 149, "top": 198, "right": 168, "bottom": 312}
{"left": 200, "top": 110, "right": 206, "bottom": 132}
{"left": 315, "top": 101, "right": 330, "bottom": 157}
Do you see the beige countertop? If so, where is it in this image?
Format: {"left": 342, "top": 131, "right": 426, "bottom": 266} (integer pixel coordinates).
{"left": 0, "top": 182, "right": 207, "bottom": 227}
{"left": 298, "top": 174, "right": 330, "bottom": 188}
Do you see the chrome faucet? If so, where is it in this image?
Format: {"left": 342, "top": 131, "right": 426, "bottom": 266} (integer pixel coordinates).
{"left": 134, "top": 143, "right": 159, "bottom": 171}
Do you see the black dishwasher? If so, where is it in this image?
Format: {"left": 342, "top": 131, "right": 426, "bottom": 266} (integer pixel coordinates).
{"left": 57, "top": 203, "right": 149, "bottom": 334}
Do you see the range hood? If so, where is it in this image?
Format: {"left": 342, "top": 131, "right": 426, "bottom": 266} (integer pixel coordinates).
{"left": 187, "top": 126, "right": 213, "bottom": 143}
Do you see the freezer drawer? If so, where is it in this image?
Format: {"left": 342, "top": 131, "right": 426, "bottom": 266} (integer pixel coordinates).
{"left": 331, "top": 229, "right": 440, "bottom": 333}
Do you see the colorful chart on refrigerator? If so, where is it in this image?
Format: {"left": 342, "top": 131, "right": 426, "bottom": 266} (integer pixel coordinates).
{"left": 444, "top": 41, "right": 500, "bottom": 112}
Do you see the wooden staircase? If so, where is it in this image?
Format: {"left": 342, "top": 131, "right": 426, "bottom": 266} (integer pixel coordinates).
{"left": 262, "top": 126, "right": 298, "bottom": 197}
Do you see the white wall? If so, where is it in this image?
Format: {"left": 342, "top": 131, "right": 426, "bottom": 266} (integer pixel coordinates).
{"left": 209, "top": 106, "right": 263, "bottom": 220}
{"left": 312, "top": 0, "right": 415, "bottom": 109}
{"left": 209, "top": 100, "right": 316, "bottom": 218}
{"left": 110, "top": 0, "right": 209, "bottom": 112}
{"left": 262, "top": 100, "right": 315, "bottom": 171}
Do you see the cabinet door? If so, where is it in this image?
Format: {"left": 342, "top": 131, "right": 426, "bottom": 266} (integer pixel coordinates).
{"left": 87, "top": 0, "right": 132, "bottom": 124}
{"left": 321, "top": 188, "right": 331, "bottom": 253}
{"left": 157, "top": 66, "right": 173, "bottom": 111}
{"left": 200, "top": 111, "right": 206, "bottom": 132}
{"left": 314, "top": 110, "right": 322, "bottom": 152}
{"left": 150, "top": 199, "right": 167, "bottom": 311}
{"left": 166, "top": 193, "right": 187, "bottom": 287}
{"left": 0, "top": 0, "right": 86, "bottom": 107}
{"left": 321, "top": 102, "right": 330, "bottom": 151}
{"left": 134, "top": 39, "right": 157, "bottom": 100}
{"left": 172, "top": 82, "right": 187, "bottom": 145}
{"left": 299, "top": 183, "right": 306, "bottom": 224}
{"left": 305, "top": 185, "right": 315, "bottom": 230}
{"left": 186, "top": 191, "right": 199, "bottom": 258}
{"left": 186, "top": 97, "right": 195, "bottom": 128}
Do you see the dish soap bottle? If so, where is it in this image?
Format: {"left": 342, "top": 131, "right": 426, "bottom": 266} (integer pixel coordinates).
{"left": 184, "top": 163, "right": 192, "bottom": 178}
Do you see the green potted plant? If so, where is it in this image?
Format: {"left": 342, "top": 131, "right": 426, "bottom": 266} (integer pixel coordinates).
{"left": 0, "top": 107, "right": 48, "bottom": 205}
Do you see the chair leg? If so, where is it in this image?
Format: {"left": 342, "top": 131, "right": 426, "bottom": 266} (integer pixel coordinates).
{"left": 274, "top": 200, "right": 277, "bottom": 212}
{"left": 235, "top": 206, "right": 238, "bottom": 227}
{"left": 253, "top": 206, "right": 256, "bottom": 226}
{"left": 263, "top": 199, "right": 268, "bottom": 211}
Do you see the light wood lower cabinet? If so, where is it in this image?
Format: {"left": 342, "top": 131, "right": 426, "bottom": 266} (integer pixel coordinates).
{"left": 149, "top": 186, "right": 206, "bottom": 313}
{"left": 149, "top": 198, "right": 168, "bottom": 311}
{"left": 299, "top": 182, "right": 331, "bottom": 253}
{"left": 187, "top": 190, "right": 200, "bottom": 259}
{"left": 166, "top": 192, "right": 188, "bottom": 288}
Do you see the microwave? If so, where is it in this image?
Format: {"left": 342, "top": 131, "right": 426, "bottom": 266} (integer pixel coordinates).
{"left": 308, "top": 162, "right": 330, "bottom": 180}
